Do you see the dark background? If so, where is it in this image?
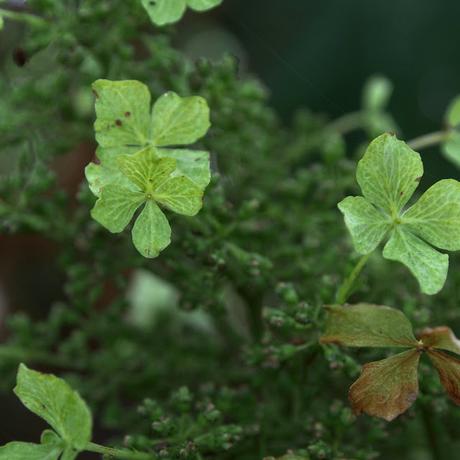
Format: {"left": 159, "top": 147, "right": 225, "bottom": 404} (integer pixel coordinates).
{"left": 222, "top": 0, "right": 460, "bottom": 136}
{"left": 216, "top": 0, "right": 460, "bottom": 179}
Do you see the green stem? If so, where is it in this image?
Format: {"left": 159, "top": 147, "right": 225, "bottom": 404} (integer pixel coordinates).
{"left": 326, "top": 111, "right": 364, "bottom": 135}
{"left": 335, "top": 253, "right": 371, "bottom": 304}
{"left": 407, "top": 130, "right": 449, "bottom": 151}
{"left": 0, "top": 7, "right": 46, "bottom": 26}
{"left": 85, "top": 442, "right": 154, "bottom": 460}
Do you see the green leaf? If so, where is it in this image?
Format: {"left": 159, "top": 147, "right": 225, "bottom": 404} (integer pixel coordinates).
{"left": 356, "top": 133, "right": 423, "bottom": 215}
{"left": 446, "top": 95, "right": 460, "bottom": 128}
{"left": 132, "top": 201, "right": 171, "bottom": 258}
{"left": 154, "top": 175, "right": 203, "bottom": 216}
{"left": 118, "top": 147, "right": 204, "bottom": 214}
{"left": 382, "top": 227, "right": 448, "bottom": 295}
{"left": 14, "top": 364, "right": 92, "bottom": 451}
{"left": 117, "top": 147, "right": 176, "bottom": 191}
{"left": 187, "top": 0, "right": 223, "bottom": 11}
{"left": 349, "top": 350, "right": 420, "bottom": 421}
{"left": 91, "top": 186, "right": 145, "bottom": 233}
{"left": 141, "top": 0, "right": 186, "bottom": 26}
{"left": 427, "top": 350, "right": 460, "bottom": 405}
{"left": 0, "top": 442, "right": 62, "bottom": 460}
{"left": 151, "top": 92, "right": 211, "bottom": 147}
{"left": 419, "top": 327, "right": 460, "bottom": 355}
{"left": 320, "top": 304, "right": 418, "bottom": 348}
{"left": 0, "top": 15, "right": 4, "bottom": 30}
{"left": 157, "top": 148, "right": 211, "bottom": 188}
{"left": 337, "top": 196, "right": 390, "bottom": 254}
{"left": 93, "top": 80, "right": 151, "bottom": 149}
{"left": 403, "top": 179, "right": 460, "bottom": 251}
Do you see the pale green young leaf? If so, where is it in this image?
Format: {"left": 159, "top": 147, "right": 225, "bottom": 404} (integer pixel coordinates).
{"left": 403, "top": 179, "right": 460, "bottom": 251}
{"left": 382, "top": 228, "right": 448, "bottom": 295}
{"left": 14, "top": 364, "right": 92, "bottom": 451}
{"left": 117, "top": 147, "right": 176, "bottom": 191}
{"left": 188, "top": 0, "right": 222, "bottom": 11}
{"left": 349, "top": 350, "right": 420, "bottom": 421}
{"left": 93, "top": 80, "right": 151, "bottom": 149}
{"left": 141, "top": 0, "right": 186, "bottom": 26}
{"left": 91, "top": 186, "right": 145, "bottom": 233}
{"left": 362, "top": 75, "right": 393, "bottom": 112}
{"left": 442, "top": 132, "right": 460, "bottom": 168}
{"left": 337, "top": 196, "right": 391, "bottom": 254}
{"left": 446, "top": 95, "right": 460, "bottom": 128}
{"left": 157, "top": 148, "right": 211, "bottom": 188}
{"left": 320, "top": 304, "right": 418, "bottom": 348}
{"left": 132, "top": 201, "right": 171, "bottom": 258}
{"left": 155, "top": 175, "right": 203, "bottom": 216}
{"left": 419, "top": 327, "right": 460, "bottom": 355}
{"left": 356, "top": 133, "right": 423, "bottom": 215}
{"left": 0, "top": 442, "right": 62, "bottom": 460}
{"left": 151, "top": 92, "right": 211, "bottom": 147}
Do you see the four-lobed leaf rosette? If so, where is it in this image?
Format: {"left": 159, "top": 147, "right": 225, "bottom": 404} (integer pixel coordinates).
{"left": 85, "top": 79, "right": 212, "bottom": 258}
{"left": 141, "top": 0, "right": 223, "bottom": 26}
{"left": 338, "top": 132, "right": 460, "bottom": 295}
{"left": 321, "top": 304, "right": 460, "bottom": 421}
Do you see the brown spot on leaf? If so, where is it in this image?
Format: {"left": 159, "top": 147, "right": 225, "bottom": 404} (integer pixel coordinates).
{"left": 12, "top": 48, "right": 28, "bottom": 67}
{"left": 115, "top": 119, "right": 123, "bottom": 127}
{"left": 125, "top": 111, "right": 131, "bottom": 117}
{"left": 92, "top": 89, "right": 99, "bottom": 99}
{"left": 415, "top": 176, "right": 422, "bottom": 182}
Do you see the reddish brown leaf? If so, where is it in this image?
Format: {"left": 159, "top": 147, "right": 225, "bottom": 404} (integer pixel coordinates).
{"left": 349, "top": 350, "right": 420, "bottom": 421}
{"left": 419, "top": 326, "right": 460, "bottom": 355}
{"left": 427, "top": 350, "right": 460, "bottom": 405}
